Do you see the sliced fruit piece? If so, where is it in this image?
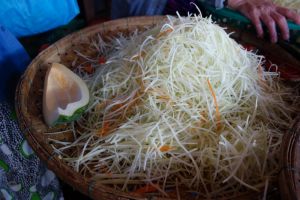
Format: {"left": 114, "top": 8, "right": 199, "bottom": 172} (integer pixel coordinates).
{"left": 43, "top": 63, "right": 90, "bottom": 126}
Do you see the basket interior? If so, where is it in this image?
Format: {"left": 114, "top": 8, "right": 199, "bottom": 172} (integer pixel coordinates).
{"left": 15, "top": 16, "right": 300, "bottom": 200}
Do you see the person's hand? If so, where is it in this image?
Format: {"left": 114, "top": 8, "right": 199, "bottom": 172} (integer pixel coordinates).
{"left": 228, "top": 0, "right": 300, "bottom": 43}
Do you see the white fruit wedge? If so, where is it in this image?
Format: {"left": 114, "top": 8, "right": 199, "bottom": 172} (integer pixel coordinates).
{"left": 43, "top": 63, "right": 89, "bottom": 126}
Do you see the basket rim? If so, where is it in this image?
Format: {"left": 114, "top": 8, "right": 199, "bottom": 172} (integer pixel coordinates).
{"left": 279, "top": 115, "right": 300, "bottom": 200}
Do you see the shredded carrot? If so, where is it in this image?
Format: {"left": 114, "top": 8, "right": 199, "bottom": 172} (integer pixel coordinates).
{"left": 159, "top": 145, "right": 174, "bottom": 152}
{"left": 98, "top": 121, "right": 110, "bottom": 136}
{"left": 156, "top": 28, "right": 173, "bottom": 39}
{"left": 134, "top": 184, "right": 159, "bottom": 194}
{"left": 98, "top": 56, "right": 106, "bottom": 64}
{"left": 207, "top": 79, "right": 221, "bottom": 132}
{"left": 111, "top": 102, "right": 125, "bottom": 112}
{"left": 83, "top": 64, "right": 94, "bottom": 74}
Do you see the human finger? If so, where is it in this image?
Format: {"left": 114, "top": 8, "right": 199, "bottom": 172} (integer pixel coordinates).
{"left": 261, "top": 13, "right": 277, "bottom": 43}
{"left": 276, "top": 6, "right": 300, "bottom": 24}
{"left": 243, "top": 8, "right": 264, "bottom": 38}
{"left": 271, "top": 12, "right": 289, "bottom": 40}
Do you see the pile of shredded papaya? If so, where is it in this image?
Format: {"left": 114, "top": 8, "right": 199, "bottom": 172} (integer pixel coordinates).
{"left": 49, "top": 14, "right": 299, "bottom": 198}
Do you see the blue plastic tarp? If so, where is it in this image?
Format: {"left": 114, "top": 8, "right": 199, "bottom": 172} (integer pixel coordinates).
{"left": 0, "top": 0, "right": 79, "bottom": 37}
{"left": 0, "top": 25, "right": 30, "bottom": 101}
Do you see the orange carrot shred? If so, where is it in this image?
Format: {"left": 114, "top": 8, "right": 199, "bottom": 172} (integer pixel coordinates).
{"left": 111, "top": 102, "right": 125, "bottom": 111}
{"left": 207, "top": 79, "right": 221, "bottom": 132}
{"left": 134, "top": 184, "right": 158, "bottom": 194}
{"left": 98, "top": 121, "right": 110, "bottom": 136}
{"left": 156, "top": 28, "right": 173, "bottom": 39}
{"left": 83, "top": 64, "right": 94, "bottom": 74}
{"left": 98, "top": 56, "right": 106, "bottom": 64}
{"left": 159, "top": 145, "right": 173, "bottom": 152}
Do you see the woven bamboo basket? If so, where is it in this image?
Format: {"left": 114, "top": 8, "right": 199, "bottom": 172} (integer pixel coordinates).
{"left": 279, "top": 116, "right": 300, "bottom": 200}
{"left": 15, "top": 16, "right": 300, "bottom": 199}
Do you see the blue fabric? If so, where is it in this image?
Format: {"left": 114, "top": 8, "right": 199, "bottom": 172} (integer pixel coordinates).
{"left": 0, "top": 25, "right": 30, "bottom": 102}
{"left": 0, "top": 0, "right": 79, "bottom": 37}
